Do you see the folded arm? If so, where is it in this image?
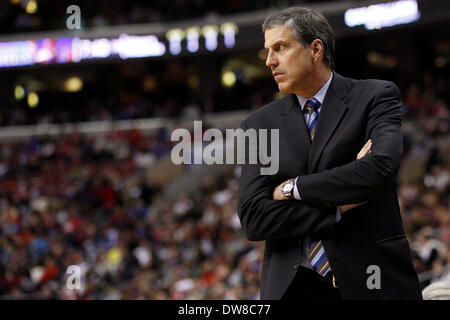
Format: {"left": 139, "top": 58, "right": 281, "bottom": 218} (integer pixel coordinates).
{"left": 237, "top": 121, "right": 337, "bottom": 242}
{"left": 297, "top": 83, "right": 403, "bottom": 208}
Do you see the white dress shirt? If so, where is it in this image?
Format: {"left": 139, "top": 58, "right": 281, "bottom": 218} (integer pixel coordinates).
{"left": 289, "top": 72, "right": 341, "bottom": 270}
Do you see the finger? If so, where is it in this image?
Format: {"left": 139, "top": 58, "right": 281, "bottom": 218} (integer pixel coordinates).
{"left": 357, "top": 147, "right": 368, "bottom": 159}
{"left": 364, "top": 139, "right": 372, "bottom": 150}
{"left": 357, "top": 140, "right": 372, "bottom": 159}
{"left": 361, "top": 141, "right": 370, "bottom": 152}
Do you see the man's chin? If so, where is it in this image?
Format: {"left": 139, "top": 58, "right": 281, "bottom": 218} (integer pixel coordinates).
{"left": 277, "top": 83, "right": 292, "bottom": 94}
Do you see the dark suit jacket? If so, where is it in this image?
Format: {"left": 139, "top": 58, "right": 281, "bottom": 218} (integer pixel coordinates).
{"left": 237, "top": 72, "right": 422, "bottom": 300}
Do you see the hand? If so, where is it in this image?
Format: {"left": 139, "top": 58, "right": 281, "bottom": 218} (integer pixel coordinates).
{"left": 274, "top": 140, "right": 373, "bottom": 206}
{"left": 357, "top": 139, "right": 372, "bottom": 159}
{"left": 273, "top": 180, "right": 290, "bottom": 200}
{"left": 339, "top": 202, "right": 366, "bottom": 214}
{"left": 339, "top": 139, "right": 372, "bottom": 213}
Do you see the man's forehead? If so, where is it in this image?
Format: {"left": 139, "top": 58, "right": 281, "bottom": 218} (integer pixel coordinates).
{"left": 264, "top": 25, "right": 295, "bottom": 47}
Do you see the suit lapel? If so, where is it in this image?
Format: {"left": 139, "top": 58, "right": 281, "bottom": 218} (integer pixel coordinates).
{"left": 308, "top": 73, "right": 349, "bottom": 173}
{"left": 278, "top": 94, "right": 311, "bottom": 161}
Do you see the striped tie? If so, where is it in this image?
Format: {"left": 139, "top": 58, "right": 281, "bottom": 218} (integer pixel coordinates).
{"left": 304, "top": 98, "right": 331, "bottom": 277}
{"left": 303, "top": 98, "right": 320, "bottom": 139}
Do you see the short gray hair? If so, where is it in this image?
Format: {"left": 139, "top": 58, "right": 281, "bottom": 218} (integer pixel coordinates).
{"left": 262, "top": 7, "right": 335, "bottom": 70}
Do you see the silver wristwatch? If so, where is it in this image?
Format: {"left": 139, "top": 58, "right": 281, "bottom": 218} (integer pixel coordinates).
{"left": 281, "top": 179, "right": 295, "bottom": 199}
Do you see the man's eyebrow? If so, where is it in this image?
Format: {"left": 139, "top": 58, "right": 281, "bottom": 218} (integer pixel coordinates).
{"left": 264, "top": 39, "right": 290, "bottom": 49}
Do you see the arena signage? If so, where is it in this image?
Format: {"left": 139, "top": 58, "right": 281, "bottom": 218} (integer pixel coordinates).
{"left": 0, "top": 22, "right": 238, "bottom": 68}
{"left": 344, "top": 0, "right": 420, "bottom": 30}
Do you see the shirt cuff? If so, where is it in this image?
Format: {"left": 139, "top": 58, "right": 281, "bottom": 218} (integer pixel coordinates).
{"left": 293, "top": 177, "right": 301, "bottom": 200}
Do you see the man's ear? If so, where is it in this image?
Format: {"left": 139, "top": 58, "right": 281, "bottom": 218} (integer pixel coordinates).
{"left": 311, "top": 39, "right": 324, "bottom": 63}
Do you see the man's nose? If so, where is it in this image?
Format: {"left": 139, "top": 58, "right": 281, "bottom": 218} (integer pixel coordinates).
{"left": 266, "top": 53, "right": 278, "bottom": 68}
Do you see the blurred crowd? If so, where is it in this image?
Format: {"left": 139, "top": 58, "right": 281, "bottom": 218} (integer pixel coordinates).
{"left": 0, "top": 70, "right": 448, "bottom": 299}
{"left": 0, "top": 0, "right": 330, "bottom": 34}
{"left": 399, "top": 72, "right": 449, "bottom": 289}
{"left": 0, "top": 126, "right": 262, "bottom": 299}
{"left": 0, "top": 83, "right": 266, "bottom": 126}
{"left": 0, "top": 59, "right": 275, "bottom": 127}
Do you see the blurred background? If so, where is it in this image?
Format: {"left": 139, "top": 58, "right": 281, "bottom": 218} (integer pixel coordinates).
{"left": 0, "top": 0, "right": 448, "bottom": 299}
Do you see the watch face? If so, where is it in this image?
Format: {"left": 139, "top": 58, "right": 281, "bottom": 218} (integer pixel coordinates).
{"left": 283, "top": 183, "right": 293, "bottom": 193}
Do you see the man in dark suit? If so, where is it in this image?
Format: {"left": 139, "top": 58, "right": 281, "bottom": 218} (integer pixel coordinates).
{"left": 237, "top": 7, "right": 422, "bottom": 300}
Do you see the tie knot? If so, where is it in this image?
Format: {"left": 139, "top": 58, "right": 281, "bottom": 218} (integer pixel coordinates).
{"left": 304, "top": 98, "right": 320, "bottom": 114}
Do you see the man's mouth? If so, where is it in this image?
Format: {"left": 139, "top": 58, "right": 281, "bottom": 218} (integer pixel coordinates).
{"left": 272, "top": 72, "right": 284, "bottom": 79}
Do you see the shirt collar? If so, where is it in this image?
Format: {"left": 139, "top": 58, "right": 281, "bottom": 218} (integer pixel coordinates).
{"left": 296, "top": 72, "right": 333, "bottom": 111}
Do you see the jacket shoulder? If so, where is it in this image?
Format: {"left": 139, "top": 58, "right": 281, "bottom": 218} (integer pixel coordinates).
{"left": 345, "top": 76, "right": 400, "bottom": 95}
{"left": 241, "top": 94, "right": 293, "bottom": 128}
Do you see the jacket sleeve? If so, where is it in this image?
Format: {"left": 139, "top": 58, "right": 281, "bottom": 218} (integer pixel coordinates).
{"left": 297, "top": 82, "right": 403, "bottom": 208}
{"left": 237, "top": 120, "right": 337, "bottom": 242}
